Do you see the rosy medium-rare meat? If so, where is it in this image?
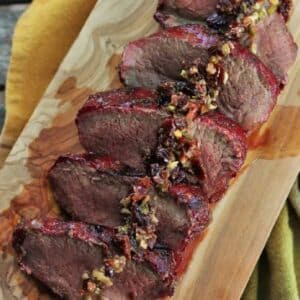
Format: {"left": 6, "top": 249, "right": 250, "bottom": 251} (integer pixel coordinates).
{"left": 155, "top": 184, "right": 210, "bottom": 250}
{"left": 120, "top": 24, "right": 220, "bottom": 88}
{"left": 189, "top": 112, "right": 247, "bottom": 201}
{"left": 216, "top": 44, "right": 280, "bottom": 131}
{"left": 13, "top": 219, "right": 174, "bottom": 300}
{"left": 254, "top": 13, "right": 298, "bottom": 85}
{"left": 48, "top": 154, "right": 138, "bottom": 227}
{"left": 155, "top": 112, "right": 247, "bottom": 202}
{"left": 120, "top": 25, "right": 279, "bottom": 130}
{"left": 155, "top": 8, "right": 297, "bottom": 86}
{"left": 76, "top": 88, "right": 169, "bottom": 173}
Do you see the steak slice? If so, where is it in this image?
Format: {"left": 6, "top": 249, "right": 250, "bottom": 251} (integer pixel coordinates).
{"left": 126, "top": 179, "right": 210, "bottom": 252}
{"left": 159, "top": 0, "right": 219, "bottom": 18}
{"left": 48, "top": 154, "right": 139, "bottom": 227}
{"left": 154, "top": 184, "right": 210, "bottom": 250}
{"left": 155, "top": 112, "right": 247, "bottom": 202}
{"left": 216, "top": 43, "right": 280, "bottom": 131}
{"left": 76, "top": 88, "right": 169, "bottom": 174}
{"left": 254, "top": 13, "right": 298, "bottom": 85}
{"left": 13, "top": 219, "right": 174, "bottom": 300}
{"left": 155, "top": 10, "right": 297, "bottom": 86}
{"left": 120, "top": 24, "right": 220, "bottom": 89}
{"left": 48, "top": 155, "right": 210, "bottom": 254}
{"left": 189, "top": 112, "right": 247, "bottom": 201}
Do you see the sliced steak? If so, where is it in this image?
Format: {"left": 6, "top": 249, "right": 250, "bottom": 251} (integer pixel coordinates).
{"left": 160, "top": 0, "right": 219, "bottom": 18}
{"left": 48, "top": 154, "right": 139, "bottom": 227}
{"left": 216, "top": 43, "right": 280, "bottom": 131}
{"left": 150, "top": 111, "right": 246, "bottom": 202}
{"left": 120, "top": 24, "right": 220, "bottom": 89}
{"left": 254, "top": 13, "right": 298, "bottom": 85}
{"left": 155, "top": 184, "right": 210, "bottom": 250}
{"left": 188, "top": 112, "right": 247, "bottom": 201}
{"left": 155, "top": 9, "right": 297, "bottom": 86}
{"left": 127, "top": 180, "right": 210, "bottom": 252}
{"left": 76, "top": 88, "right": 169, "bottom": 173}
{"left": 48, "top": 155, "right": 210, "bottom": 254}
{"left": 13, "top": 219, "right": 174, "bottom": 300}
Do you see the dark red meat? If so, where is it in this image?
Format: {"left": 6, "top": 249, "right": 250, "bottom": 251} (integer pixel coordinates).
{"left": 188, "top": 111, "right": 247, "bottom": 201}
{"left": 254, "top": 13, "right": 298, "bottom": 85}
{"left": 131, "top": 183, "right": 210, "bottom": 252}
{"left": 48, "top": 154, "right": 139, "bottom": 227}
{"left": 217, "top": 43, "right": 280, "bottom": 131}
{"left": 120, "top": 24, "right": 220, "bottom": 88}
{"left": 13, "top": 219, "right": 175, "bottom": 300}
{"left": 48, "top": 154, "right": 210, "bottom": 254}
{"left": 76, "top": 88, "right": 168, "bottom": 173}
{"left": 160, "top": 0, "right": 219, "bottom": 18}
{"left": 155, "top": 9, "right": 297, "bottom": 86}
{"left": 159, "top": 184, "right": 210, "bottom": 251}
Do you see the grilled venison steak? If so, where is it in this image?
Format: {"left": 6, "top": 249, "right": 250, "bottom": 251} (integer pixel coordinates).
{"left": 155, "top": 8, "right": 298, "bottom": 86}
{"left": 77, "top": 88, "right": 247, "bottom": 201}
{"left": 120, "top": 25, "right": 279, "bottom": 130}
{"left": 49, "top": 154, "right": 210, "bottom": 252}
{"left": 216, "top": 43, "right": 280, "bottom": 131}
{"left": 76, "top": 89, "right": 169, "bottom": 174}
{"left": 120, "top": 24, "right": 220, "bottom": 89}
{"left": 194, "top": 112, "right": 247, "bottom": 201}
{"left": 178, "top": 112, "right": 247, "bottom": 201}
{"left": 253, "top": 12, "right": 298, "bottom": 85}
{"left": 48, "top": 154, "right": 138, "bottom": 227}
{"left": 13, "top": 219, "right": 175, "bottom": 300}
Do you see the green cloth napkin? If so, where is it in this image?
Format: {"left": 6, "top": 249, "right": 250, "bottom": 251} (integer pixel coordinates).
{"left": 243, "top": 181, "right": 300, "bottom": 300}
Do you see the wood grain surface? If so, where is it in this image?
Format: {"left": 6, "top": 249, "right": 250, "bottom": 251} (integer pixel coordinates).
{"left": 0, "top": 0, "right": 299, "bottom": 299}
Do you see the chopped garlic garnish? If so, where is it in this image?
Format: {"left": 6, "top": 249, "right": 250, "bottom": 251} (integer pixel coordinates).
{"left": 206, "top": 63, "right": 217, "bottom": 75}
{"left": 167, "top": 161, "right": 179, "bottom": 171}
{"left": 174, "top": 129, "right": 183, "bottom": 139}
{"left": 223, "top": 71, "right": 229, "bottom": 85}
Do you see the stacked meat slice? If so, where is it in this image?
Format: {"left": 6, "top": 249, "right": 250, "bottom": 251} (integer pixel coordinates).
{"left": 155, "top": 2, "right": 297, "bottom": 85}
{"left": 14, "top": 1, "right": 297, "bottom": 299}
{"left": 14, "top": 219, "right": 175, "bottom": 300}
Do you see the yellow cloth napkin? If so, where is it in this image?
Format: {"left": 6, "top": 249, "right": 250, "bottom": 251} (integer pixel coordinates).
{"left": 0, "top": 0, "right": 97, "bottom": 164}
{"left": 1, "top": 1, "right": 300, "bottom": 299}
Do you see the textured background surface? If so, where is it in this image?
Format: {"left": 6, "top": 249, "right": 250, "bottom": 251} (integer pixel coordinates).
{"left": 0, "top": 3, "right": 28, "bottom": 131}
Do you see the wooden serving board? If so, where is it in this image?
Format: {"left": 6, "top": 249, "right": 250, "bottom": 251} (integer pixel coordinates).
{"left": 0, "top": 0, "right": 299, "bottom": 299}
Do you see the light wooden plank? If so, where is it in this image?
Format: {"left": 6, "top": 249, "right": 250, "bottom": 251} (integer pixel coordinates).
{"left": 0, "top": 0, "right": 299, "bottom": 299}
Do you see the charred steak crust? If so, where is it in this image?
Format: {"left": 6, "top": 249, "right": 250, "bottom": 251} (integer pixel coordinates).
{"left": 120, "top": 24, "right": 220, "bottom": 89}
{"left": 13, "top": 219, "right": 175, "bottom": 300}
{"left": 76, "top": 89, "right": 169, "bottom": 173}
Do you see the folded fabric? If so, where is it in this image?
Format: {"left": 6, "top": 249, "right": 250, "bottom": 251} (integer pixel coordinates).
{"left": 1, "top": 1, "right": 299, "bottom": 299}
{"left": 0, "top": 0, "right": 96, "bottom": 165}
